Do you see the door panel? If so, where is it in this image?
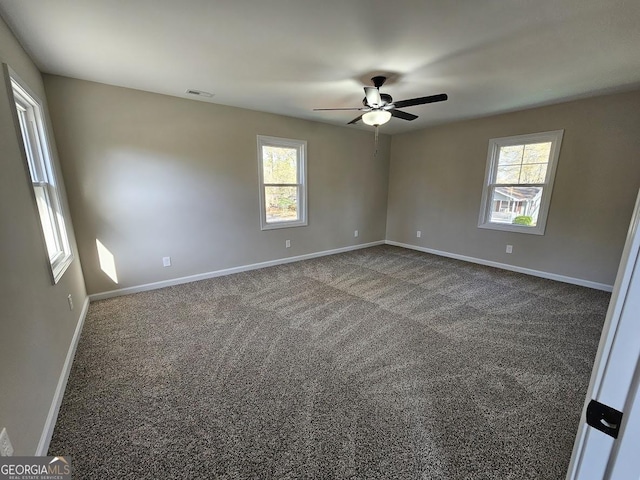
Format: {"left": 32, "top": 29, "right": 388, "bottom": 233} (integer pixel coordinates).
{"left": 567, "top": 189, "right": 640, "bottom": 479}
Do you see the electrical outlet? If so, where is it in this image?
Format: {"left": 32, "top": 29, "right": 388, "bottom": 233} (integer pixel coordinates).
{"left": 162, "top": 256, "right": 171, "bottom": 267}
{"left": 285, "top": 240, "right": 291, "bottom": 248}
{"left": 0, "top": 428, "right": 14, "bottom": 456}
{"left": 506, "top": 245, "right": 513, "bottom": 254}
{"left": 417, "top": 231, "right": 421, "bottom": 238}
{"left": 67, "top": 294, "right": 74, "bottom": 311}
{"left": 354, "top": 230, "right": 359, "bottom": 238}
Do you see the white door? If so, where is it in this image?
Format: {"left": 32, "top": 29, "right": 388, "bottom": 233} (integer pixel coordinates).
{"left": 567, "top": 189, "right": 640, "bottom": 480}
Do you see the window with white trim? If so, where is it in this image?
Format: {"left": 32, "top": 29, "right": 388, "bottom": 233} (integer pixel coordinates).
{"left": 9, "top": 68, "right": 73, "bottom": 283}
{"left": 257, "top": 135, "right": 307, "bottom": 230}
{"left": 478, "top": 130, "right": 563, "bottom": 235}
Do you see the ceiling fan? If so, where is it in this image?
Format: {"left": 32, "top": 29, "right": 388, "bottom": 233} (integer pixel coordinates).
{"left": 314, "top": 76, "right": 448, "bottom": 126}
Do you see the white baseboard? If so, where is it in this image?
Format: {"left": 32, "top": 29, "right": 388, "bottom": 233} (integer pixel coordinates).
{"left": 90, "top": 239, "right": 613, "bottom": 300}
{"left": 385, "top": 240, "right": 613, "bottom": 292}
{"left": 89, "top": 241, "right": 386, "bottom": 301}
{"left": 36, "top": 296, "right": 90, "bottom": 456}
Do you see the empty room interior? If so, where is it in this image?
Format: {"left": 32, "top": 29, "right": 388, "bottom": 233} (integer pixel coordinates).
{"left": 1, "top": 1, "right": 640, "bottom": 478}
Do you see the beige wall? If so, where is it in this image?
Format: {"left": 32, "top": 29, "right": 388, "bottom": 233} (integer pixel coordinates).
{"left": 43, "top": 76, "right": 390, "bottom": 295}
{"left": 387, "top": 90, "right": 640, "bottom": 286}
{"left": 0, "top": 18, "right": 86, "bottom": 454}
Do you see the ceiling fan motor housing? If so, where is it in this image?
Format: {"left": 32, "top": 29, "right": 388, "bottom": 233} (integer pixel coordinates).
{"left": 371, "top": 76, "right": 387, "bottom": 88}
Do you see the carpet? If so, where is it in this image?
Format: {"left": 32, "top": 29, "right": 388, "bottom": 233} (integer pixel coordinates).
{"left": 48, "top": 245, "right": 609, "bottom": 479}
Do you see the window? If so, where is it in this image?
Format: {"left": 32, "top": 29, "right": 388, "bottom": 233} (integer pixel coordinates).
{"left": 9, "top": 68, "right": 73, "bottom": 283}
{"left": 257, "top": 135, "right": 307, "bottom": 230}
{"left": 478, "top": 130, "right": 563, "bottom": 235}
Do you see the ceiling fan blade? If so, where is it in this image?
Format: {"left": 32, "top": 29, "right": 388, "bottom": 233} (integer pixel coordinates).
{"left": 393, "top": 93, "right": 448, "bottom": 109}
{"left": 313, "top": 107, "right": 367, "bottom": 111}
{"left": 348, "top": 115, "right": 363, "bottom": 125}
{"left": 391, "top": 109, "right": 418, "bottom": 121}
{"left": 364, "top": 86, "right": 382, "bottom": 107}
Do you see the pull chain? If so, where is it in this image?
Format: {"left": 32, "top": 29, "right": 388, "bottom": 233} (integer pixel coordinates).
{"left": 374, "top": 125, "right": 379, "bottom": 156}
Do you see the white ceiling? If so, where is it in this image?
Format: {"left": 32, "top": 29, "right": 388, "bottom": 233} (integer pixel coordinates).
{"left": 1, "top": 0, "right": 639, "bottom": 134}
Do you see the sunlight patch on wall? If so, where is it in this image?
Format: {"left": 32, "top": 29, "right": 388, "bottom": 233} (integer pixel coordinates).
{"left": 96, "top": 239, "right": 118, "bottom": 284}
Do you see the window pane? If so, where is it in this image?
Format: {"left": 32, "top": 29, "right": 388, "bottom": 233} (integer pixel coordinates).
{"left": 16, "top": 108, "right": 40, "bottom": 182}
{"left": 496, "top": 143, "right": 550, "bottom": 184}
{"left": 496, "top": 165, "right": 521, "bottom": 184}
{"left": 522, "top": 142, "right": 552, "bottom": 164}
{"left": 520, "top": 163, "right": 547, "bottom": 184}
{"left": 262, "top": 146, "right": 297, "bottom": 184}
{"left": 498, "top": 145, "right": 524, "bottom": 166}
{"left": 264, "top": 186, "right": 299, "bottom": 223}
{"left": 33, "top": 184, "right": 62, "bottom": 260}
{"left": 489, "top": 186, "right": 543, "bottom": 226}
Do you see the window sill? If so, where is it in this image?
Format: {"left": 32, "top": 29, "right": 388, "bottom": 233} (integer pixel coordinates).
{"left": 260, "top": 220, "right": 308, "bottom": 231}
{"left": 51, "top": 253, "right": 74, "bottom": 284}
{"left": 478, "top": 222, "right": 545, "bottom": 235}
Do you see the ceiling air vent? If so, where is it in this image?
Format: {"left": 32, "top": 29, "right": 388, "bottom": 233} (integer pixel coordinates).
{"left": 185, "top": 89, "right": 214, "bottom": 98}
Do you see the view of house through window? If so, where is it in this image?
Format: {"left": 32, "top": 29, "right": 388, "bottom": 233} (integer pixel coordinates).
{"left": 258, "top": 136, "right": 307, "bottom": 230}
{"left": 10, "top": 69, "right": 72, "bottom": 283}
{"left": 489, "top": 142, "right": 550, "bottom": 226}
{"left": 479, "top": 130, "right": 563, "bottom": 235}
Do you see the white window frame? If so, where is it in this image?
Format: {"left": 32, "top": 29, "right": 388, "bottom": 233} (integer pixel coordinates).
{"left": 257, "top": 135, "right": 307, "bottom": 230}
{"left": 478, "top": 129, "right": 564, "bottom": 235}
{"left": 7, "top": 65, "right": 73, "bottom": 283}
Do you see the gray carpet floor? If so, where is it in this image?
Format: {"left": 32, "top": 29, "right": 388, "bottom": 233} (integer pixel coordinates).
{"left": 48, "top": 245, "right": 610, "bottom": 479}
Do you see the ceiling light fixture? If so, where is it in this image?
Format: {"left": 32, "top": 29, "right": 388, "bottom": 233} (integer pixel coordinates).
{"left": 362, "top": 109, "right": 391, "bottom": 126}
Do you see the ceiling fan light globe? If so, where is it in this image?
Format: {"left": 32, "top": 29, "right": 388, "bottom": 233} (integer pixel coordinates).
{"left": 362, "top": 110, "right": 391, "bottom": 126}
